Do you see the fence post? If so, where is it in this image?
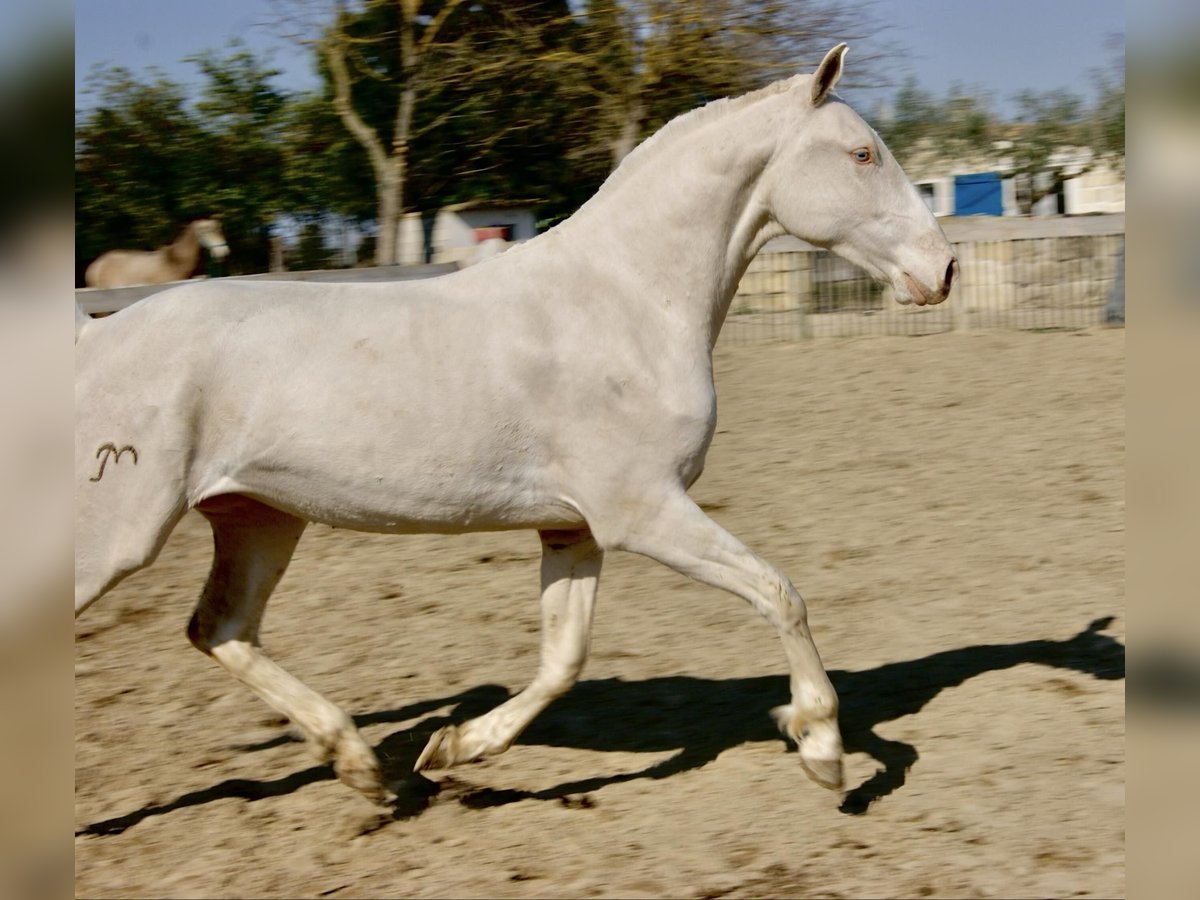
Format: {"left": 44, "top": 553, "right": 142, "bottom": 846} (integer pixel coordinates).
{"left": 952, "top": 243, "right": 969, "bottom": 332}
{"left": 1105, "top": 236, "right": 1125, "bottom": 325}
{"left": 789, "top": 251, "right": 811, "bottom": 340}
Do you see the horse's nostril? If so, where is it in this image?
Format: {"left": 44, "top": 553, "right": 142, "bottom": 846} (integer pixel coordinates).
{"left": 944, "top": 258, "right": 957, "bottom": 293}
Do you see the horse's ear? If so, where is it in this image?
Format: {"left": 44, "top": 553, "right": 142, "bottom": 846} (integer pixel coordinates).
{"left": 811, "top": 43, "right": 848, "bottom": 105}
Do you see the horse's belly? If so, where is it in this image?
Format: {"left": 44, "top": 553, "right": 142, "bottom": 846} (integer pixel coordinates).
{"left": 203, "top": 457, "right": 585, "bottom": 536}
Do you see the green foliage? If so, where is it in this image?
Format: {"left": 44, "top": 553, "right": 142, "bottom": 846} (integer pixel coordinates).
{"left": 318, "top": 0, "right": 592, "bottom": 220}
{"left": 875, "top": 76, "right": 1000, "bottom": 164}
{"left": 1006, "top": 87, "right": 1128, "bottom": 210}
{"left": 560, "top": 0, "right": 886, "bottom": 167}
{"left": 1008, "top": 88, "right": 1089, "bottom": 175}
{"left": 73, "top": 1, "right": 898, "bottom": 277}
{"left": 881, "top": 77, "right": 940, "bottom": 160}
{"left": 74, "top": 3, "right": 1125, "bottom": 282}
{"left": 75, "top": 68, "right": 214, "bottom": 282}
{"left": 188, "top": 45, "right": 290, "bottom": 274}
{"left": 1090, "top": 74, "right": 1125, "bottom": 165}
{"left": 75, "top": 43, "right": 293, "bottom": 282}
{"left": 293, "top": 221, "right": 332, "bottom": 271}
{"left": 75, "top": 1, "right": 898, "bottom": 275}
{"left": 280, "top": 93, "right": 376, "bottom": 221}
{"left": 874, "top": 70, "right": 1126, "bottom": 211}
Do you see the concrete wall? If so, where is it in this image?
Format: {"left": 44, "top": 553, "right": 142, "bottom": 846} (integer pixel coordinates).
{"left": 1064, "top": 162, "right": 1126, "bottom": 215}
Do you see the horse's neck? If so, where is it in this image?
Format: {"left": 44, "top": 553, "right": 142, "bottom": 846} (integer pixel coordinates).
{"left": 561, "top": 97, "right": 785, "bottom": 346}
{"left": 164, "top": 224, "right": 201, "bottom": 275}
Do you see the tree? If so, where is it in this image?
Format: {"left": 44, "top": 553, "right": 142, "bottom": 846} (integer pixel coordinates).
{"left": 75, "top": 68, "right": 214, "bottom": 284}
{"left": 280, "top": 92, "right": 377, "bottom": 223}
{"left": 188, "top": 43, "right": 291, "bottom": 273}
{"left": 874, "top": 76, "right": 998, "bottom": 174}
{"left": 273, "top": 0, "right": 576, "bottom": 265}
{"left": 75, "top": 45, "right": 292, "bottom": 282}
{"left": 879, "top": 76, "right": 939, "bottom": 162}
{"left": 294, "top": 220, "right": 333, "bottom": 270}
{"left": 1088, "top": 33, "right": 1125, "bottom": 173}
{"left": 272, "top": 0, "right": 889, "bottom": 259}
{"left": 545, "top": 0, "right": 889, "bottom": 169}
{"left": 1006, "top": 89, "right": 1090, "bottom": 214}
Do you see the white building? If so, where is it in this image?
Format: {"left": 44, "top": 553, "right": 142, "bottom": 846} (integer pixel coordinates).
{"left": 396, "top": 201, "right": 539, "bottom": 265}
{"left": 906, "top": 139, "right": 1125, "bottom": 218}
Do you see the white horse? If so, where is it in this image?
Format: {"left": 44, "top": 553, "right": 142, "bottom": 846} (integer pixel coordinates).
{"left": 84, "top": 218, "right": 230, "bottom": 289}
{"left": 75, "top": 46, "right": 956, "bottom": 806}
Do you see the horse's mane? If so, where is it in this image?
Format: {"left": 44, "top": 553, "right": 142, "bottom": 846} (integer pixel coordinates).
{"left": 592, "top": 74, "right": 805, "bottom": 201}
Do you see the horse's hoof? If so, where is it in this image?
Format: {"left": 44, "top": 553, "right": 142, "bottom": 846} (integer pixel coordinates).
{"left": 800, "top": 754, "right": 845, "bottom": 792}
{"left": 414, "top": 725, "right": 460, "bottom": 771}
{"left": 334, "top": 749, "right": 389, "bottom": 806}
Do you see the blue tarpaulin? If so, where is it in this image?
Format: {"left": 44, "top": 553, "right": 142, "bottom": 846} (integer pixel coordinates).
{"left": 954, "top": 172, "right": 1003, "bottom": 216}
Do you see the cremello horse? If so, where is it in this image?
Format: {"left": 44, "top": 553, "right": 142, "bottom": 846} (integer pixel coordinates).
{"left": 75, "top": 46, "right": 956, "bottom": 806}
{"left": 84, "top": 218, "right": 229, "bottom": 289}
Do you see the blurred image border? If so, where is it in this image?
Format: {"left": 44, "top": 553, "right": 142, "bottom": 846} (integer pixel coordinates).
{"left": 0, "top": 7, "right": 74, "bottom": 898}
{"left": 1127, "top": 9, "right": 1200, "bottom": 898}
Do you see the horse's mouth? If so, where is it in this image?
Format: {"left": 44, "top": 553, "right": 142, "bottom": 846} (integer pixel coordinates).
{"left": 902, "top": 273, "right": 938, "bottom": 306}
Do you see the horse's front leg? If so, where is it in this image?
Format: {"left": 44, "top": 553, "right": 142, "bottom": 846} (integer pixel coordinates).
{"left": 604, "top": 490, "right": 844, "bottom": 791}
{"left": 415, "top": 528, "right": 603, "bottom": 771}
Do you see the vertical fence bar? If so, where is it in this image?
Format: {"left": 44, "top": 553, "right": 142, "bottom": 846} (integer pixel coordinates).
{"left": 952, "top": 241, "right": 968, "bottom": 332}
{"left": 789, "top": 253, "right": 809, "bottom": 340}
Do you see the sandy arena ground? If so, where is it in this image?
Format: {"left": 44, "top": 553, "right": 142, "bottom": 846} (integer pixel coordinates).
{"left": 75, "top": 329, "right": 1125, "bottom": 899}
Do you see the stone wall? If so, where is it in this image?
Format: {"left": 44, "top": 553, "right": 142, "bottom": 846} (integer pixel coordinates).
{"left": 947, "top": 234, "right": 1124, "bottom": 312}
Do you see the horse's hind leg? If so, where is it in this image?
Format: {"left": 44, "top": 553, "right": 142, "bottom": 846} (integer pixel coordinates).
{"left": 416, "top": 528, "right": 603, "bottom": 770}
{"left": 75, "top": 506, "right": 183, "bottom": 616}
{"left": 188, "top": 495, "right": 387, "bottom": 805}
{"left": 75, "top": 456, "right": 186, "bottom": 617}
{"left": 605, "top": 490, "right": 844, "bottom": 791}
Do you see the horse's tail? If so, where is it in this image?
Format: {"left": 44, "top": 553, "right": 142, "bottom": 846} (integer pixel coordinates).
{"left": 76, "top": 300, "right": 90, "bottom": 343}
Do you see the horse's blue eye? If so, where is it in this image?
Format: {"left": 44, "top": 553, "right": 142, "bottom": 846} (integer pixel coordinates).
{"left": 853, "top": 149, "right": 872, "bottom": 163}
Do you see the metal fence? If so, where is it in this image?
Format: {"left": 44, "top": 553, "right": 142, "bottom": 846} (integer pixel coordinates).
{"left": 721, "top": 232, "right": 1126, "bottom": 343}
{"left": 78, "top": 228, "right": 1126, "bottom": 339}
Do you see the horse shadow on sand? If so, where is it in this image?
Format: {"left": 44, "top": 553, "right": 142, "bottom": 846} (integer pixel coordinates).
{"left": 79, "top": 617, "right": 1127, "bottom": 836}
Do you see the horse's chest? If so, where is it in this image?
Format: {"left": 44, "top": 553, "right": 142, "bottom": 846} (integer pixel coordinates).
{"left": 586, "top": 372, "right": 717, "bottom": 473}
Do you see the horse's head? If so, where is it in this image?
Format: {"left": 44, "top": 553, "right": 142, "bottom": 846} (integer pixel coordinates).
{"left": 194, "top": 217, "right": 230, "bottom": 261}
{"left": 765, "top": 45, "right": 956, "bottom": 306}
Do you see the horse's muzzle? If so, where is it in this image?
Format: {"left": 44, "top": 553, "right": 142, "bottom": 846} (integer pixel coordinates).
{"left": 904, "top": 257, "right": 957, "bottom": 306}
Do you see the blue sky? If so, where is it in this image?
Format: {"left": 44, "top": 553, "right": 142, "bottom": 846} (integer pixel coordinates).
{"left": 74, "top": 0, "right": 1124, "bottom": 118}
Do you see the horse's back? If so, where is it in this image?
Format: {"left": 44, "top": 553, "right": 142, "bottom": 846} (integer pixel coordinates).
{"left": 84, "top": 248, "right": 170, "bottom": 289}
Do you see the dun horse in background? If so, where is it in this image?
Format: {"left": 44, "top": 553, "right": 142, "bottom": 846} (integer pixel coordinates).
{"left": 75, "top": 46, "right": 956, "bottom": 807}
{"left": 84, "top": 218, "right": 229, "bottom": 289}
